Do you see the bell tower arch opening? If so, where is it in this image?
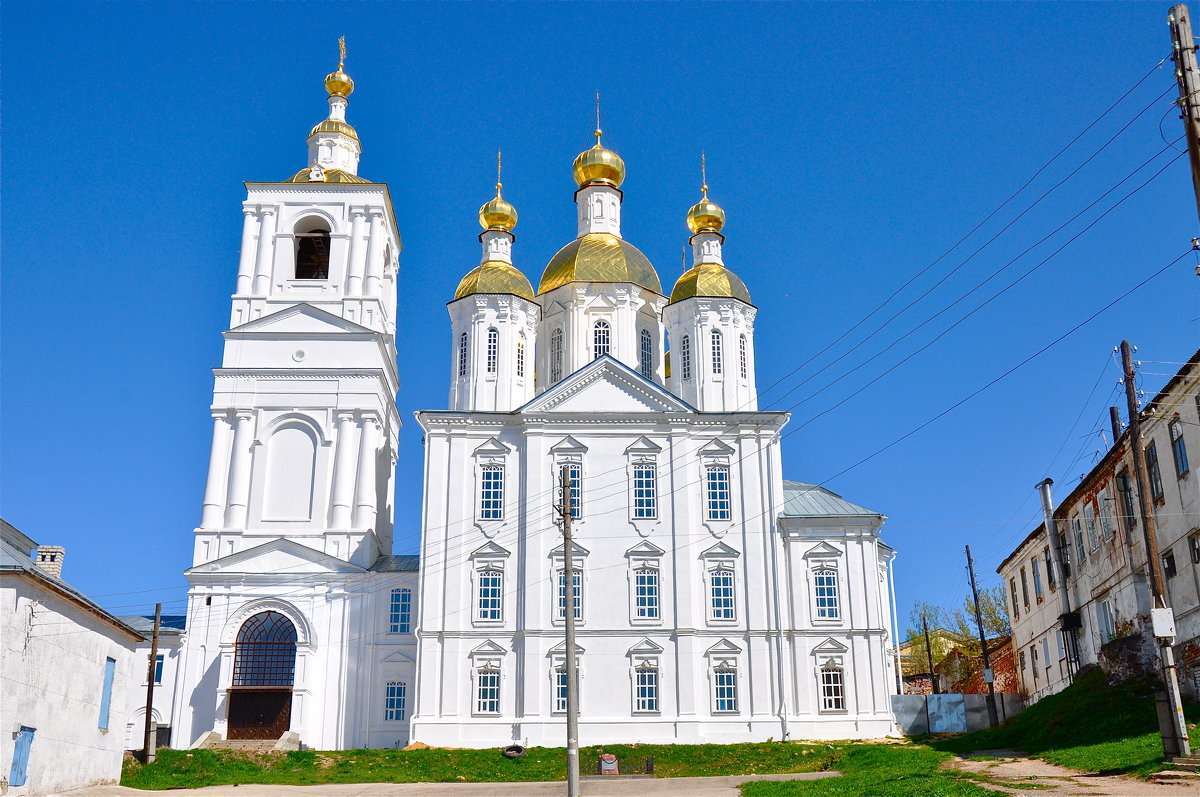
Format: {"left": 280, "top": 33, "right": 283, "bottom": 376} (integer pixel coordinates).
{"left": 227, "top": 611, "right": 298, "bottom": 739}
{"left": 294, "top": 219, "right": 332, "bottom": 279}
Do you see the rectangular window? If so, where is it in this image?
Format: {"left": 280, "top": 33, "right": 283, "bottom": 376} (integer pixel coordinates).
{"left": 680, "top": 335, "right": 693, "bottom": 381}
{"left": 1099, "top": 496, "right": 1114, "bottom": 540}
{"left": 384, "top": 681, "right": 407, "bottom": 721}
{"left": 557, "top": 569, "right": 583, "bottom": 621}
{"left": 516, "top": 339, "right": 525, "bottom": 379}
{"left": 1074, "top": 517, "right": 1087, "bottom": 563}
{"left": 561, "top": 464, "right": 582, "bottom": 518}
{"left": 633, "top": 464, "right": 657, "bottom": 519}
{"left": 389, "top": 587, "right": 412, "bottom": 633}
{"left": 553, "top": 668, "right": 568, "bottom": 713}
{"left": 711, "top": 330, "right": 723, "bottom": 375}
{"left": 1031, "top": 557, "right": 1043, "bottom": 600}
{"left": 1056, "top": 629, "right": 1065, "bottom": 660}
{"left": 99, "top": 657, "right": 116, "bottom": 730}
{"left": 1041, "top": 637, "right": 1051, "bottom": 668}
{"left": 814, "top": 569, "right": 840, "bottom": 619}
{"left": 1009, "top": 578, "right": 1020, "bottom": 620}
{"left": 713, "top": 669, "right": 738, "bottom": 712}
{"left": 479, "top": 466, "right": 504, "bottom": 521}
{"left": 1164, "top": 549, "right": 1178, "bottom": 579}
{"left": 1019, "top": 651, "right": 1026, "bottom": 671}
{"left": 706, "top": 466, "right": 731, "bottom": 521}
{"left": 151, "top": 653, "right": 165, "bottom": 685}
{"left": 1117, "top": 470, "right": 1137, "bottom": 529}
{"left": 1044, "top": 547, "right": 1056, "bottom": 589}
{"left": 486, "top": 328, "right": 498, "bottom": 373}
{"left": 1020, "top": 567, "right": 1030, "bottom": 609}
{"left": 1031, "top": 645, "right": 1039, "bottom": 681}
{"left": 1190, "top": 532, "right": 1200, "bottom": 565}
{"left": 1171, "top": 419, "right": 1189, "bottom": 477}
{"left": 1084, "top": 504, "right": 1098, "bottom": 551}
{"left": 820, "top": 667, "right": 846, "bottom": 711}
{"left": 476, "top": 669, "right": 500, "bottom": 714}
{"left": 635, "top": 667, "right": 659, "bottom": 712}
{"left": 1097, "top": 599, "right": 1116, "bottom": 641}
{"left": 458, "top": 332, "right": 469, "bottom": 377}
{"left": 1147, "top": 441, "right": 1164, "bottom": 502}
{"left": 739, "top": 335, "right": 748, "bottom": 380}
{"left": 634, "top": 568, "right": 660, "bottom": 619}
{"left": 710, "top": 569, "right": 736, "bottom": 620}
{"left": 477, "top": 570, "right": 503, "bottom": 621}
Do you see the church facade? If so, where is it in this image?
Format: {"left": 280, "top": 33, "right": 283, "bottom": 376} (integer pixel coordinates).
{"left": 170, "top": 53, "right": 900, "bottom": 751}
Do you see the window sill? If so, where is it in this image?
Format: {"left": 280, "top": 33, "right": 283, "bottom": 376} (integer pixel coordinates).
{"left": 474, "top": 620, "right": 505, "bottom": 627}
{"left": 631, "top": 617, "right": 663, "bottom": 626}
{"left": 819, "top": 709, "right": 849, "bottom": 715}
{"left": 633, "top": 710, "right": 661, "bottom": 716}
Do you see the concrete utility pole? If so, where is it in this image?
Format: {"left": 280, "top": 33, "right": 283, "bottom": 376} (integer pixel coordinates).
{"left": 965, "top": 546, "right": 999, "bottom": 728}
{"left": 556, "top": 468, "right": 581, "bottom": 797}
{"left": 1037, "top": 479, "right": 1078, "bottom": 678}
{"left": 1122, "top": 340, "right": 1191, "bottom": 758}
{"left": 1170, "top": 4, "right": 1200, "bottom": 226}
{"left": 142, "top": 602, "right": 162, "bottom": 763}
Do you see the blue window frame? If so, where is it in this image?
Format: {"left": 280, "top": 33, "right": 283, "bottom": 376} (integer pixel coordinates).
{"left": 99, "top": 657, "right": 116, "bottom": 730}
{"left": 479, "top": 466, "right": 504, "bottom": 520}
{"left": 384, "top": 681, "right": 407, "bottom": 721}
{"left": 709, "top": 569, "right": 735, "bottom": 620}
{"left": 557, "top": 569, "right": 583, "bottom": 621}
{"left": 713, "top": 668, "right": 738, "bottom": 712}
{"left": 706, "top": 466, "right": 731, "bottom": 520}
{"left": 560, "top": 464, "right": 582, "bottom": 518}
{"left": 633, "top": 464, "right": 656, "bottom": 519}
{"left": 814, "top": 569, "right": 839, "bottom": 619}
{"left": 152, "top": 653, "right": 164, "bottom": 685}
{"left": 634, "top": 568, "right": 660, "bottom": 619}
{"left": 553, "top": 668, "right": 568, "bottom": 713}
{"left": 477, "top": 570, "right": 503, "bottom": 621}
{"left": 635, "top": 668, "right": 658, "bottom": 712}
{"left": 389, "top": 588, "right": 412, "bottom": 633}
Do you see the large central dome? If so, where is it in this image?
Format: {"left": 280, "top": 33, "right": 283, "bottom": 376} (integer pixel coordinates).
{"left": 539, "top": 232, "right": 662, "bottom": 295}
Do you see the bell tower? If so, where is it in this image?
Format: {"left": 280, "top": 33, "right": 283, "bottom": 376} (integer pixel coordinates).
{"left": 194, "top": 45, "right": 402, "bottom": 568}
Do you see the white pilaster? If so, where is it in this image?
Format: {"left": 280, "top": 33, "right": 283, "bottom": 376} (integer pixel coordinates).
{"left": 200, "top": 412, "right": 233, "bottom": 529}
{"left": 346, "top": 208, "right": 367, "bottom": 295}
{"left": 364, "top": 211, "right": 384, "bottom": 297}
{"left": 252, "top": 208, "right": 277, "bottom": 295}
{"left": 236, "top": 208, "right": 259, "bottom": 295}
{"left": 222, "top": 410, "right": 255, "bottom": 529}
{"left": 352, "top": 415, "right": 379, "bottom": 529}
{"left": 329, "top": 412, "right": 359, "bottom": 528}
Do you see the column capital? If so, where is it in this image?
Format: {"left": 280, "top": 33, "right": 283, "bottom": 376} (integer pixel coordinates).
{"left": 233, "top": 409, "right": 255, "bottom": 422}
{"left": 335, "top": 410, "right": 358, "bottom": 423}
{"left": 211, "top": 410, "right": 234, "bottom": 422}
{"left": 242, "top": 205, "right": 259, "bottom": 218}
{"left": 258, "top": 206, "right": 277, "bottom": 217}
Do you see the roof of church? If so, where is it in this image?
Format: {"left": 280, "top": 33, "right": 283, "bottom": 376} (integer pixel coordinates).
{"left": 780, "top": 481, "right": 882, "bottom": 518}
{"left": 371, "top": 554, "right": 420, "bottom": 572}
{"left": 117, "top": 615, "right": 187, "bottom": 634}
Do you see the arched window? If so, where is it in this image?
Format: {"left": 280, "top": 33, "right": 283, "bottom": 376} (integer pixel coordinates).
{"left": 295, "top": 226, "right": 330, "bottom": 280}
{"left": 739, "top": 335, "right": 748, "bottom": 380}
{"left": 263, "top": 423, "right": 317, "bottom": 521}
{"left": 516, "top": 334, "right": 526, "bottom": 379}
{"left": 458, "top": 332, "right": 469, "bottom": 378}
{"left": 711, "top": 330, "right": 723, "bottom": 375}
{"left": 639, "top": 329, "right": 653, "bottom": 378}
{"left": 550, "top": 328, "right": 564, "bottom": 384}
{"left": 232, "top": 611, "right": 297, "bottom": 687}
{"left": 486, "top": 328, "right": 499, "bottom": 374}
{"left": 593, "top": 320, "right": 611, "bottom": 360}
{"left": 680, "top": 335, "right": 692, "bottom": 381}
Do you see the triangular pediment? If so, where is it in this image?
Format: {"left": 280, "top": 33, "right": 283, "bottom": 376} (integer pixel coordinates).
{"left": 705, "top": 638, "right": 743, "bottom": 655}
{"left": 812, "top": 637, "right": 849, "bottom": 654}
{"left": 470, "top": 639, "right": 507, "bottom": 656}
{"left": 803, "top": 542, "right": 843, "bottom": 559}
{"left": 549, "top": 540, "right": 590, "bottom": 558}
{"left": 542, "top": 300, "right": 568, "bottom": 318}
{"left": 626, "top": 541, "right": 665, "bottom": 558}
{"left": 548, "top": 640, "right": 586, "bottom": 655}
{"left": 382, "top": 650, "right": 416, "bottom": 664}
{"left": 549, "top": 435, "right": 589, "bottom": 454}
{"left": 701, "top": 542, "right": 741, "bottom": 559}
{"left": 186, "top": 538, "right": 364, "bottom": 577}
{"left": 628, "top": 638, "right": 664, "bottom": 655}
{"left": 228, "top": 304, "right": 371, "bottom": 336}
{"left": 470, "top": 541, "right": 511, "bottom": 559}
{"left": 519, "top": 357, "right": 695, "bottom": 415}
{"left": 625, "top": 436, "right": 662, "bottom": 454}
{"left": 473, "top": 437, "right": 512, "bottom": 456}
{"left": 699, "top": 438, "right": 736, "bottom": 455}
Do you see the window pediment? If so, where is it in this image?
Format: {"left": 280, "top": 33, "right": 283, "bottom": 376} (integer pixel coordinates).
{"left": 625, "top": 436, "right": 662, "bottom": 455}
{"left": 471, "top": 541, "right": 510, "bottom": 560}
{"left": 804, "top": 542, "right": 842, "bottom": 561}
{"left": 549, "top": 540, "right": 590, "bottom": 559}
{"left": 473, "top": 437, "right": 512, "bottom": 458}
{"left": 626, "top": 541, "right": 665, "bottom": 559}
{"left": 701, "top": 542, "right": 740, "bottom": 561}
{"left": 699, "top": 438, "right": 736, "bottom": 457}
{"left": 628, "top": 638, "right": 664, "bottom": 655}
{"left": 549, "top": 435, "right": 589, "bottom": 454}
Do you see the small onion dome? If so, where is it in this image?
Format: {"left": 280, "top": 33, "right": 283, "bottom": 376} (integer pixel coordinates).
{"left": 479, "top": 185, "right": 518, "bottom": 231}
{"left": 669, "top": 264, "right": 752, "bottom": 305}
{"left": 686, "top": 194, "right": 725, "bottom": 234}
{"left": 325, "top": 65, "right": 354, "bottom": 97}
{"left": 309, "top": 119, "right": 359, "bottom": 141}
{"left": 572, "top": 131, "right": 625, "bottom": 188}
{"left": 454, "top": 261, "right": 535, "bottom": 302}
{"left": 540, "top": 232, "right": 662, "bottom": 295}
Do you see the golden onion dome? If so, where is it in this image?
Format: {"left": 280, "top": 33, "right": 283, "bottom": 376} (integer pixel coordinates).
{"left": 454, "top": 261, "right": 536, "bottom": 302}
{"left": 309, "top": 119, "right": 359, "bottom": 141}
{"left": 572, "top": 130, "right": 625, "bottom": 188}
{"left": 479, "top": 184, "right": 518, "bottom": 231}
{"left": 669, "top": 264, "right": 752, "bottom": 305}
{"left": 325, "top": 37, "right": 354, "bottom": 97}
{"left": 687, "top": 192, "right": 725, "bottom": 233}
{"left": 540, "top": 232, "right": 662, "bottom": 295}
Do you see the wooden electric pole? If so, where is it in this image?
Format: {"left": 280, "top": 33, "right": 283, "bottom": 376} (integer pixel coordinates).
{"left": 965, "top": 546, "right": 999, "bottom": 728}
{"left": 921, "top": 615, "right": 939, "bottom": 694}
{"left": 142, "top": 603, "right": 162, "bottom": 763}
{"left": 1170, "top": 4, "right": 1200, "bottom": 226}
{"left": 556, "top": 468, "right": 580, "bottom": 797}
{"left": 1122, "top": 341, "right": 1190, "bottom": 758}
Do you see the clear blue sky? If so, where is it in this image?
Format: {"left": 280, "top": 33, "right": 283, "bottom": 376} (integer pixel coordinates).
{"left": 3, "top": 2, "right": 1197, "bottom": 631}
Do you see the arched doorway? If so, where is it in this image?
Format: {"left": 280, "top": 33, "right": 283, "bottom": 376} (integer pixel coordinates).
{"left": 227, "top": 611, "right": 297, "bottom": 740}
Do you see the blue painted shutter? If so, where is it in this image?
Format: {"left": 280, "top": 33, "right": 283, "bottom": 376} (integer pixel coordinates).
{"left": 10, "top": 726, "right": 35, "bottom": 786}
{"left": 99, "top": 657, "right": 116, "bottom": 730}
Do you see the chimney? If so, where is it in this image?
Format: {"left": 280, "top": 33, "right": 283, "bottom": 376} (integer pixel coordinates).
{"left": 35, "top": 545, "right": 65, "bottom": 579}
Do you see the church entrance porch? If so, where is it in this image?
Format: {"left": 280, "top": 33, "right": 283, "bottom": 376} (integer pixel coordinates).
{"left": 227, "top": 611, "right": 297, "bottom": 740}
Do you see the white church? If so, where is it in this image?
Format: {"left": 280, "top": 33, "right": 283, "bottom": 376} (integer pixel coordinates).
{"left": 169, "top": 51, "right": 901, "bottom": 751}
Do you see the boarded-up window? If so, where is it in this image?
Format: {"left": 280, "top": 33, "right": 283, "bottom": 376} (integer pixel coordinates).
{"left": 264, "top": 424, "right": 316, "bottom": 520}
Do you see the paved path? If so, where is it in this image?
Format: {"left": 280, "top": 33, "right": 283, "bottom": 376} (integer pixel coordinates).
{"left": 63, "top": 771, "right": 839, "bottom": 797}
{"left": 947, "top": 749, "right": 1200, "bottom": 795}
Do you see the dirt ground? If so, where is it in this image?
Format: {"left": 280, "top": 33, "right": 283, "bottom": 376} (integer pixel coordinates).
{"left": 946, "top": 749, "right": 1200, "bottom": 795}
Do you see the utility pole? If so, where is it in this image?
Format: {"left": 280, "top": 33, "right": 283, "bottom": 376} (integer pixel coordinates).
{"left": 921, "top": 615, "right": 939, "bottom": 694}
{"left": 556, "top": 468, "right": 580, "bottom": 797}
{"left": 1037, "top": 480, "right": 1078, "bottom": 678}
{"left": 965, "top": 546, "right": 999, "bottom": 728}
{"left": 1170, "top": 4, "right": 1200, "bottom": 226}
{"left": 1122, "top": 340, "right": 1190, "bottom": 758}
{"left": 142, "top": 603, "right": 162, "bottom": 764}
